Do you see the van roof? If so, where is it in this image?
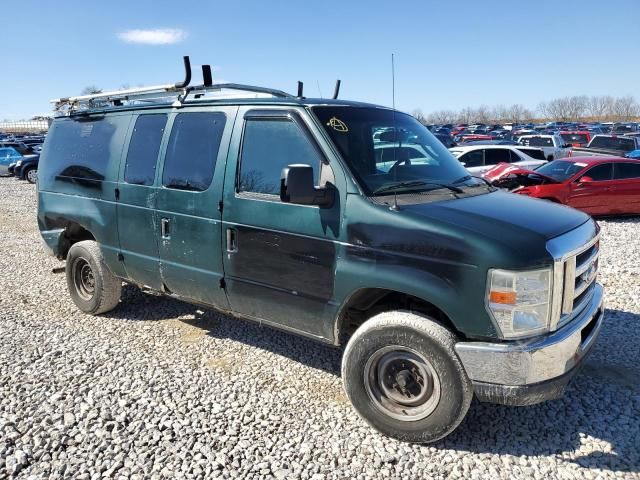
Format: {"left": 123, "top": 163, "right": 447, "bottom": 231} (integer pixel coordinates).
{"left": 58, "top": 97, "right": 390, "bottom": 118}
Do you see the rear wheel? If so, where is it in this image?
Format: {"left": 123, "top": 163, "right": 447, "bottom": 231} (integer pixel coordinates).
{"left": 66, "top": 240, "right": 122, "bottom": 314}
{"left": 24, "top": 167, "right": 37, "bottom": 184}
{"left": 342, "top": 311, "right": 472, "bottom": 443}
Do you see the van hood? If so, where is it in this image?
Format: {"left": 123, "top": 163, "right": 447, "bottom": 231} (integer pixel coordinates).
{"left": 402, "top": 189, "right": 590, "bottom": 242}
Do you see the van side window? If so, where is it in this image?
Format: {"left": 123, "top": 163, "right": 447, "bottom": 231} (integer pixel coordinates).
{"left": 125, "top": 114, "right": 167, "bottom": 186}
{"left": 162, "top": 112, "right": 226, "bottom": 192}
{"left": 239, "top": 118, "right": 321, "bottom": 195}
{"left": 45, "top": 116, "right": 129, "bottom": 181}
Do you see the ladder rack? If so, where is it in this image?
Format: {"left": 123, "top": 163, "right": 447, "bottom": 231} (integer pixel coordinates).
{"left": 51, "top": 56, "right": 294, "bottom": 115}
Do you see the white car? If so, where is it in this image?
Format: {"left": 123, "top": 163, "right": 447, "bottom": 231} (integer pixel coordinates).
{"left": 448, "top": 145, "right": 547, "bottom": 175}
{"left": 517, "top": 134, "right": 571, "bottom": 160}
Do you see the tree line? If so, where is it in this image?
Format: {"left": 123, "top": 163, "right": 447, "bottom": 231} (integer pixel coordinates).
{"left": 413, "top": 95, "right": 640, "bottom": 125}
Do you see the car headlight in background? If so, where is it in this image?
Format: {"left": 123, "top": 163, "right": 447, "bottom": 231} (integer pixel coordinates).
{"left": 16, "top": 160, "right": 23, "bottom": 167}
{"left": 487, "top": 268, "right": 552, "bottom": 339}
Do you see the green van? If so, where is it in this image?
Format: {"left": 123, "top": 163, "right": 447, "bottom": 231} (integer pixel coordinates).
{"left": 37, "top": 66, "right": 604, "bottom": 443}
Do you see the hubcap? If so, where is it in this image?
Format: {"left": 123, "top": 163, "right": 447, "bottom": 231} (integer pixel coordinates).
{"left": 72, "top": 257, "right": 95, "bottom": 301}
{"left": 27, "top": 169, "right": 37, "bottom": 183}
{"left": 364, "top": 346, "right": 441, "bottom": 421}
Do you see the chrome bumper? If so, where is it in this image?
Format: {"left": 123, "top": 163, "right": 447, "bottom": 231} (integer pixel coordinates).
{"left": 455, "top": 283, "right": 604, "bottom": 404}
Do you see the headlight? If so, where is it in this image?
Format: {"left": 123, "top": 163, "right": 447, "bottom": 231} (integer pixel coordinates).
{"left": 16, "top": 160, "right": 22, "bottom": 167}
{"left": 487, "top": 268, "right": 552, "bottom": 339}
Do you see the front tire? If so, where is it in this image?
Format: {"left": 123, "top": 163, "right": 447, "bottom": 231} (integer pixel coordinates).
{"left": 24, "top": 167, "right": 37, "bottom": 184}
{"left": 66, "top": 240, "right": 122, "bottom": 314}
{"left": 342, "top": 311, "right": 472, "bottom": 443}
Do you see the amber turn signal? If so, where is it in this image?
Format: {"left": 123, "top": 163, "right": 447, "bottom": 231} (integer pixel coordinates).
{"left": 489, "top": 291, "right": 517, "bottom": 305}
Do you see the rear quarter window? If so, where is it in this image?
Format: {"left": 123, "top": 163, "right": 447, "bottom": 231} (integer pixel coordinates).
{"left": 43, "top": 115, "right": 130, "bottom": 181}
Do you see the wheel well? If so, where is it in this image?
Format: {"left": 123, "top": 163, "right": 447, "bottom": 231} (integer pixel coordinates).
{"left": 59, "top": 223, "right": 95, "bottom": 259}
{"left": 336, "top": 289, "right": 461, "bottom": 345}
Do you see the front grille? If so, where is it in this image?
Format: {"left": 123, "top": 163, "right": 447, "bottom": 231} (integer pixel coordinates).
{"left": 558, "top": 239, "right": 599, "bottom": 328}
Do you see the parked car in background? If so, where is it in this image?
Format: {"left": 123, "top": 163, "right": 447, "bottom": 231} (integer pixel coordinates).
{"left": 434, "top": 133, "right": 456, "bottom": 148}
{"left": 484, "top": 157, "right": 640, "bottom": 215}
{"left": 612, "top": 123, "right": 638, "bottom": 135}
{"left": 517, "top": 134, "right": 571, "bottom": 160}
{"left": 572, "top": 135, "right": 640, "bottom": 157}
{"left": 0, "top": 147, "right": 23, "bottom": 175}
{"left": 456, "top": 133, "right": 495, "bottom": 143}
{"left": 13, "top": 154, "right": 40, "bottom": 183}
{"left": 0, "top": 141, "right": 34, "bottom": 156}
{"left": 559, "top": 131, "right": 592, "bottom": 147}
{"left": 449, "top": 145, "right": 546, "bottom": 175}
{"left": 463, "top": 139, "right": 518, "bottom": 146}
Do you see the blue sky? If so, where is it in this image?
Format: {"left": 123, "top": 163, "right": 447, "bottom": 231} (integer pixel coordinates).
{"left": 2, "top": 0, "right": 639, "bottom": 119}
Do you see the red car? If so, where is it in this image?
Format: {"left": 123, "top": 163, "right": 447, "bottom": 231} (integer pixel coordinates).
{"left": 484, "top": 156, "right": 640, "bottom": 215}
{"left": 458, "top": 134, "right": 495, "bottom": 143}
{"left": 559, "top": 130, "right": 593, "bottom": 147}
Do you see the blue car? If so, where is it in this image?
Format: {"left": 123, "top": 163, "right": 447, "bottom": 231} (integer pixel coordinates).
{"left": 625, "top": 149, "right": 640, "bottom": 159}
{"left": 0, "top": 147, "right": 23, "bottom": 176}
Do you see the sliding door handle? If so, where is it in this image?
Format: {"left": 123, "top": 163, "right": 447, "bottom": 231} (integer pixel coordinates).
{"left": 160, "top": 218, "right": 170, "bottom": 238}
{"left": 226, "top": 228, "right": 238, "bottom": 253}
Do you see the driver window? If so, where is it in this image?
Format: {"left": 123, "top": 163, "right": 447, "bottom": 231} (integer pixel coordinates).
{"left": 239, "top": 118, "right": 322, "bottom": 196}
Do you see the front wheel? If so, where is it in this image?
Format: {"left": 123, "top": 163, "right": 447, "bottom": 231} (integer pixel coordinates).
{"left": 66, "top": 240, "right": 122, "bottom": 314}
{"left": 342, "top": 311, "right": 472, "bottom": 443}
{"left": 24, "top": 167, "right": 37, "bottom": 184}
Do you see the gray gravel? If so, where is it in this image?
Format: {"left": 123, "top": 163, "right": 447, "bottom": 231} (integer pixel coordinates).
{"left": 0, "top": 176, "right": 638, "bottom": 479}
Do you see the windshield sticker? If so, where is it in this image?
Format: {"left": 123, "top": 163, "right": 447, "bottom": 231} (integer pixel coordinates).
{"left": 327, "top": 117, "right": 348, "bottom": 133}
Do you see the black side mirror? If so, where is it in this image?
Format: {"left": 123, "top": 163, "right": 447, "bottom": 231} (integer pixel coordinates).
{"left": 280, "top": 164, "right": 334, "bottom": 207}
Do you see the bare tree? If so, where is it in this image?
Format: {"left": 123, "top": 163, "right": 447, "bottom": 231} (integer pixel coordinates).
{"left": 611, "top": 95, "right": 638, "bottom": 121}
{"left": 586, "top": 95, "right": 613, "bottom": 120}
{"left": 426, "top": 110, "right": 457, "bottom": 124}
{"left": 411, "top": 109, "right": 427, "bottom": 125}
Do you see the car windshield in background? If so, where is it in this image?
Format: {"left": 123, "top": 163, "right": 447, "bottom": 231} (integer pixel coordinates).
{"left": 560, "top": 133, "right": 588, "bottom": 143}
{"left": 589, "top": 136, "right": 635, "bottom": 151}
{"left": 520, "top": 137, "right": 554, "bottom": 147}
{"left": 534, "top": 160, "right": 586, "bottom": 182}
{"left": 312, "top": 106, "right": 476, "bottom": 196}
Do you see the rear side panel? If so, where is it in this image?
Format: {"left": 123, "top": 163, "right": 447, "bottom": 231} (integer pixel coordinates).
{"left": 38, "top": 113, "right": 132, "bottom": 276}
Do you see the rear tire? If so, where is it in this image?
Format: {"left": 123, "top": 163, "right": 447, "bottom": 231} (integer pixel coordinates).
{"left": 66, "top": 240, "right": 122, "bottom": 314}
{"left": 342, "top": 311, "right": 472, "bottom": 443}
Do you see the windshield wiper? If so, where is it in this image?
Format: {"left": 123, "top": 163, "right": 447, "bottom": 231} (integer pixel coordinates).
{"left": 373, "top": 180, "right": 464, "bottom": 195}
{"left": 452, "top": 174, "right": 496, "bottom": 190}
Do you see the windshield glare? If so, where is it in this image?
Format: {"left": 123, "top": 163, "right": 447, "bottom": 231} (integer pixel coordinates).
{"left": 312, "top": 106, "right": 472, "bottom": 195}
{"left": 534, "top": 160, "right": 586, "bottom": 182}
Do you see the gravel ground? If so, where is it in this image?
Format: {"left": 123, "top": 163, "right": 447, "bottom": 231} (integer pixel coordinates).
{"left": 0, "top": 176, "right": 638, "bottom": 480}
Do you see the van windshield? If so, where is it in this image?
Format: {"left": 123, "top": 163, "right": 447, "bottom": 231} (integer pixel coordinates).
{"left": 312, "top": 106, "right": 475, "bottom": 196}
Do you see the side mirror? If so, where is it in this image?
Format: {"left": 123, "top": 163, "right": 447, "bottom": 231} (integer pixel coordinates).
{"left": 578, "top": 176, "right": 593, "bottom": 184}
{"left": 280, "top": 164, "right": 334, "bottom": 207}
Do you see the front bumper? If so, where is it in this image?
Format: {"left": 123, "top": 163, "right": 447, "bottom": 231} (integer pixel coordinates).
{"left": 455, "top": 283, "right": 604, "bottom": 406}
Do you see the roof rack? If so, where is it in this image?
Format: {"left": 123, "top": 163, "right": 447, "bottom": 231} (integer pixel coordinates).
{"left": 51, "top": 56, "right": 295, "bottom": 115}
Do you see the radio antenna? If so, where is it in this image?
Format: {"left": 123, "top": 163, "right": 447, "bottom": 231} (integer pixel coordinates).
{"left": 391, "top": 53, "right": 399, "bottom": 211}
